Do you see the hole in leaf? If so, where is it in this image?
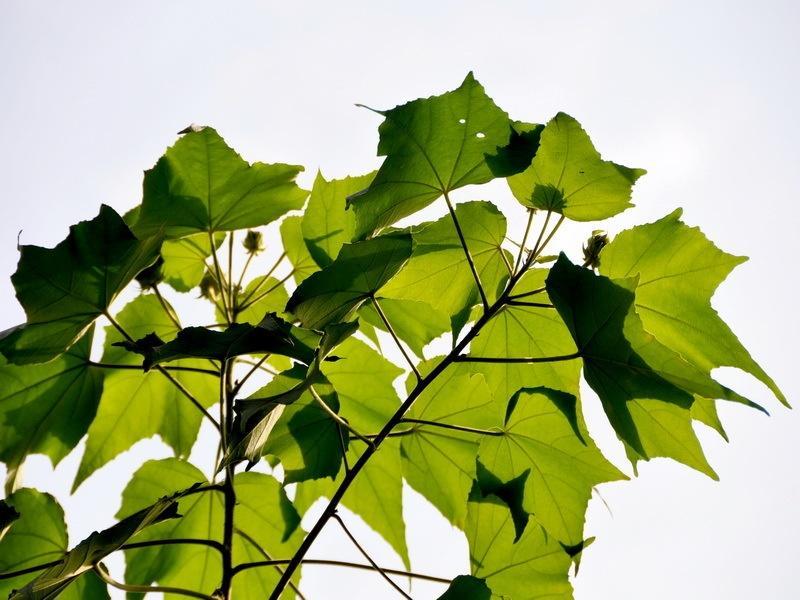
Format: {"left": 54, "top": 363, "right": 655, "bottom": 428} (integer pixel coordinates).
{"left": 476, "top": 132, "right": 485, "bottom": 139}
{"left": 458, "top": 118, "right": 466, "bottom": 124}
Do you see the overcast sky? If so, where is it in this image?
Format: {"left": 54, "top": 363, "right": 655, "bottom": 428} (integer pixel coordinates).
{"left": 1, "top": 1, "right": 798, "bottom": 599}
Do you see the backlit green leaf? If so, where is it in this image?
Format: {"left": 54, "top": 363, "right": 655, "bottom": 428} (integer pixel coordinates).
{"left": 0, "top": 329, "right": 101, "bottom": 492}
{"left": 281, "top": 216, "right": 319, "bottom": 284}
{"left": 437, "top": 575, "right": 492, "bottom": 600}
{"left": 302, "top": 171, "right": 374, "bottom": 266}
{"left": 359, "top": 298, "right": 450, "bottom": 358}
{"left": 507, "top": 113, "right": 645, "bottom": 221}
{"left": 0, "top": 205, "right": 161, "bottom": 364}
{"left": 286, "top": 233, "right": 412, "bottom": 329}
{"left": 600, "top": 209, "right": 786, "bottom": 406}
{"left": 160, "top": 232, "right": 225, "bottom": 292}
{"left": 348, "top": 73, "right": 512, "bottom": 238}
{"left": 133, "top": 127, "right": 307, "bottom": 238}
{"left": 478, "top": 387, "right": 625, "bottom": 545}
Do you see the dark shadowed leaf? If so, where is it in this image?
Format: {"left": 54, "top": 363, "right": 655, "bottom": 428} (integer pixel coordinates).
{"left": 437, "top": 575, "right": 492, "bottom": 599}
{"left": 0, "top": 205, "right": 161, "bottom": 364}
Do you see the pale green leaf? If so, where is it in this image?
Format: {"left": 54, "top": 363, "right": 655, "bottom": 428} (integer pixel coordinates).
{"left": 161, "top": 232, "right": 224, "bottom": 292}
{"left": 281, "top": 216, "right": 319, "bottom": 284}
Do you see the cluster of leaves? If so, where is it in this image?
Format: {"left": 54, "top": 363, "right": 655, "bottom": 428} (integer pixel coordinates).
{"left": 0, "top": 74, "right": 784, "bottom": 599}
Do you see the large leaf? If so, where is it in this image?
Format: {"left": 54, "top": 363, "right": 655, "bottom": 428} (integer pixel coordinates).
{"left": 466, "top": 494, "right": 573, "bottom": 600}
{"left": 401, "top": 361, "right": 503, "bottom": 527}
{"left": 599, "top": 209, "right": 786, "bottom": 406}
{"left": 0, "top": 489, "right": 108, "bottom": 600}
{"left": 230, "top": 275, "right": 291, "bottom": 325}
{"left": 160, "top": 232, "right": 225, "bottom": 292}
{"left": 348, "top": 73, "right": 512, "bottom": 238}
{"left": 507, "top": 112, "right": 645, "bottom": 221}
{"left": 437, "top": 575, "right": 492, "bottom": 600}
{"left": 0, "top": 329, "right": 102, "bottom": 491}
{"left": 301, "top": 171, "right": 375, "bottom": 267}
{"left": 118, "top": 459, "right": 304, "bottom": 599}
{"left": 74, "top": 296, "right": 216, "bottom": 490}
{"left": 359, "top": 298, "right": 450, "bottom": 358}
{"left": 133, "top": 127, "right": 307, "bottom": 238}
{"left": 0, "top": 205, "right": 161, "bottom": 364}
{"left": 478, "top": 387, "right": 625, "bottom": 545}
{"left": 546, "top": 255, "right": 760, "bottom": 476}
{"left": 381, "top": 201, "right": 511, "bottom": 322}
{"left": 467, "top": 269, "right": 581, "bottom": 403}
{"left": 11, "top": 496, "right": 178, "bottom": 599}
{"left": 286, "top": 233, "right": 412, "bottom": 329}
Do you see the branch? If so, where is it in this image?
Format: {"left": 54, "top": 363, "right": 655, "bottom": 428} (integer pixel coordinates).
{"left": 234, "top": 528, "right": 307, "bottom": 600}
{"left": 121, "top": 538, "right": 225, "bottom": 554}
{"left": 370, "top": 295, "right": 420, "bottom": 380}
{"left": 333, "top": 513, "right": 411, "bottom": 599}
{"left": 514, "top": 208, "right": 535, "bottom": 273}
{"left": 237, "top": 270, "right": 294, "bottom": 312}
{"left": 88, "top": 362, "right": 220, "bottom": 377}
{"left": 93, "top": 562, "right": 214, "bottom": 600}
{"left": 237, "top": 251, "right": 287, "bottom": 309}
{"left": 399, "top": 418, "right": 505, "bottom": 437}
{"left": 208, "top": 230, "right": 232, "bottom": 323}
{"left": 453, "top": 352, "right": 581, "bottom": 364}
{"left": 231, "top": 354, "right": 269, "bottom": 398}
{"left": 443, "top": 190, "right": 489, "bottom": 311}
{"left": 153, "top": 284, "right": 182, "bottom": 330}
{"left": 505, "top": 300, "right": 554, "bottom": 309}
{"left": 0, "top": 559, "right": 61, "bottom": 581}
{"left": 507, "top": 287, "right": 546, "bottom": 301}
{"left": 233, "top": 558, "right": 450, "bottom": 585}
{"left": 103, "top": 312, "right": 222, "bottom": 435}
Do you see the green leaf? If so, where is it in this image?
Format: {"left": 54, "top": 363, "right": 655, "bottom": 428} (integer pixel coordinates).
{"left": 294, "top": 439, "right": 409, "bottom": 568}
{"left": 320, "top": 337, "right": 402, "bottom": 431}
{"left": 0, "top": 205, "right": 161, "bottom": 364}
{"left": 160, "top": 232, "right": 225, "bottom": 292}
{"left": 0, "top": 499, "right": 19, "bottom": 540}
{"left": 0, "top": 329, "right": 102, "bottom": 492}
{"left": 260, "top": 369, "right": 346, "bottom": 483}
{"left": 118, "top": 459, "right": 222, "bottom": 597}
{"left": 74, "top": 296, "right": 216, "bottom": 490}
{"left": 478, "top": 387, "right": 625, "bottom": 545}
{"left": 485, "top": 121, "right": 544, "bottom": 177}
{"left": 691, "top": 396, "right": 728, "bottom": 441}
{"left": 281, "top": 216, "right": 319, "bottom": 284}
{"left": 437, "top": 575, "right": 492, "bottom": 600}
{"left": 359, "top": 298, "right": 450, "bottom": 358}
{"left": 230, "top": 275, "right": 290, "bottom": 325}
{"left": 348, "top": 73, "right": 512, "bottom": 238}
{"left": 401, "top": 361, "right": 502, "bottom": 527}
{"left": 599, "top": 209, "right": 786, "bottom": 406}
{"left": 507, "top": 112, "right": 645, "bottom": 221}
{"left": 286, "top": 233, "right": 412, "bottom": 329}
{"left": 0, "top": 489, "right": 108, "bottom": 600}
{"left": 466, "top": 494, "right": 573, "bottom": 600}
{"left": 467, "top": 269, "right": 581, "bottom": 402}
{"left": 546, "top": 255, "right": 759, "bottom": 477}
{"left": 301, "top": 171, "right": 375, "bottom": 267}
{"left": 120, "top": 314, "right": 308, "bottom": 370}
{"left": 133, "top": 127, "right": 307, "bottom": 238}
{"left": 11, "top": 496, "right": 178, "bottom": 600}
{"left": 381, "top": 201, "right": 511, "bottom": 322}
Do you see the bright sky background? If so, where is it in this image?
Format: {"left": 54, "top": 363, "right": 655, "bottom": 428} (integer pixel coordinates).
{"left": 1, "top": 1, "right": 798, "bottom": 599}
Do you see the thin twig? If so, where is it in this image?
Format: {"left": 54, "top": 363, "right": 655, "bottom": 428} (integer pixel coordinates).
{"left": 153, "top": 284, "right": 182, "bottom": 329}
{"left": 332, "top": 513, "right": 412, "bottom": 599}
{"left": 0, "top": 559, "right": 61, "bottom": 580}
{"left": 238, "top": 251, "right": 286, "bottom": 308}
{"left": 507, "top": 287, "right": 546, "bottom": 301}
{"left": 238, "top": 270, "right": 294, "bottom": 312}
{"left": 88, "top": 362, "right": 220, "bottom": 377}
{"left": 370, "top": 295, "right": 420, "bottom": 380}
{"left": 208, "top": 230, "right": 231, "bottom": 323}
{"left": 93, "top": 562, "right": 213, "bottom": 600}
{"left": 399, "top": 417, "right": 505, "bottom": 437}
{"left": 232, "top": 559, "right": 451, "bottom": 584}
{"left": 121, "top": 538, "right": 225, "bottom": 554}
{"left": 231, "top": 355, "right": 269, "bottom": 398}
{"left": 235, "top": 528, "right": 307, "bottom": 600}
{"left": 309, "top": 386, "right": 374, "bottom": 449}
{"left": 104, "top": 312, "right": 222, "bottom": 434}
{"left": 443, "top": 190, "right": 489, "bottom": 311}
{"left": 514, "top": 208, "right": 535, "bottom": 273}
{"left": 506, "top": 300, "right": 555, "bottom": 309}
{"left": 529, "top": 209, "right": 552, "bottom": 259}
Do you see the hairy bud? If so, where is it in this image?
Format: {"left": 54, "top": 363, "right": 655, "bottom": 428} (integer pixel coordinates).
{"left": 135, "top": 256, "right": 164, "bottom": 290}
{"left": 199, "top": 271, "right": 220, "bottom": 301}
{"left": 582, "top": 230, "right": 609, "bottom": 269}
{"left": 243, "top": 230, "right": 265, "bottom": 255}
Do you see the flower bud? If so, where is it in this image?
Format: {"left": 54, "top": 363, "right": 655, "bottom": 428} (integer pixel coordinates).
{"left": 199, "top": 271, "right": 220, "bottom": 301}
{"left": 582, "top": 230, "right": 609, "bottom": 269}
{"left": 135, "top": 256, "right": 164, "bottom": 290}
{"left": 243, "top": 230, "right": 265, "bottom": 255}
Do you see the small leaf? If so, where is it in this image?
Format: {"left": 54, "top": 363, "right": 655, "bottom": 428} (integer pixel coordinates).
{"left": 281, "top": 216, "right": 319, "bottom": 284}
{"left": 286, "top": 233, "right": 412, "bottom": 329}
{"left": 0, "top": 205, "right": 161, "bottom": 364}
{"left": 133, "top": 127, "right": 307, "bottom": 238}
{"left": 507, "top": 112, "right": 645, "bottom": 221}
{"left": 348, "top": 73, "right": 513, "bottom": 238}
{"left": 230, "top": 275, "right": 290, "bottom": 325}
{"left": 437, "top": 575, "right": 492, "bottom": 600}
{"left": 302, "top": 171, "right": 375, "bottom": 266}
{"left": 160, "top": 232, "right": 225, "bottom": 292}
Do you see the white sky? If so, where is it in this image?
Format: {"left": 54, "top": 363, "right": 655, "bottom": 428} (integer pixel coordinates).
{"left": 1, "top": 1, "right": 798, "bottom": 599}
